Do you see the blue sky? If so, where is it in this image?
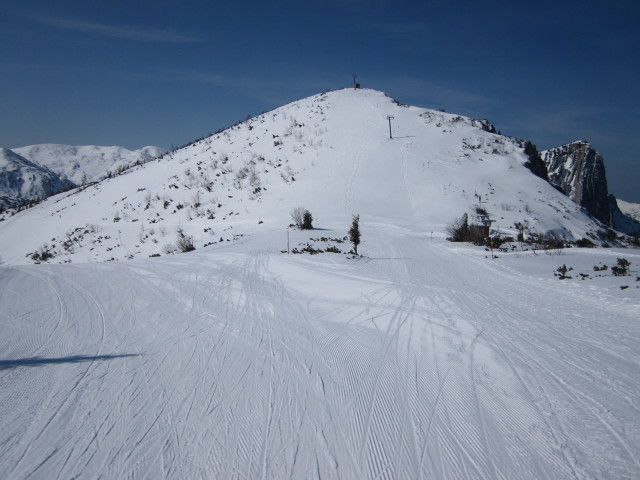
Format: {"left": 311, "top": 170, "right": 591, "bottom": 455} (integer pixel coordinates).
{"left": 1, "top": 0, "right": 639, "bottom": 202}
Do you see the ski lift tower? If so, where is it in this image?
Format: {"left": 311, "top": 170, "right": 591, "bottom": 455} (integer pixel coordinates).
{"left": 475, "top": 198, "right": 494, "bottom": 238}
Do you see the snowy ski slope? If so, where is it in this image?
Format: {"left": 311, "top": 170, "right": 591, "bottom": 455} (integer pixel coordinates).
{"left": 1, "top": 227, "right": 639, "bottom": 479}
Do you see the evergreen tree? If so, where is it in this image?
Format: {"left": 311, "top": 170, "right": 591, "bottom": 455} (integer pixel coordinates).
{"left": 349, "top": 214, "right": 361, "bottom": 255}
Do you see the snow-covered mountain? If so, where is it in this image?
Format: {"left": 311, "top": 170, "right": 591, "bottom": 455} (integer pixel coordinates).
{"left": 615, "top": 197, "right": 640, "bottom": 233}
{"left": 0, "top": 148, "right": 75, "bottom": 208}
{"left": 0, "top": 144, "right": 163, "bottom": 209}
{"left": 1, "top": 88, "right": 639, "bottom": 479}
{"left": 13, "top": 144, "right": 164, "bottom": 185}
{"left": 618, "top": 198, "right": 640, "bottom": 222}
{"left": 0, "top": 88, "right": 613, "bottom": 264}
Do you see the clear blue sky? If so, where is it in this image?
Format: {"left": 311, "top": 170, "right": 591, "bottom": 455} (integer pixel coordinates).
{"left": 1, "top": 0, "right": 639, "bottom": 201}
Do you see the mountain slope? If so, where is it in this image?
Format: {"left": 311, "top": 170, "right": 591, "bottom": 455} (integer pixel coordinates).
{"left": 0, "top": 89, "right": 603, "bottom": 264}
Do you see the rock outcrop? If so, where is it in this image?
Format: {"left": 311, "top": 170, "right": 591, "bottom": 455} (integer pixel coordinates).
{"left": 541, "top": 141, "right": 610, "bottom": 224}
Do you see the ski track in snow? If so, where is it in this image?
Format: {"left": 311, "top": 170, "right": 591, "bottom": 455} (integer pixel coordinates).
{"left": 0, "top": 229, "right": 639, "bottom": 479}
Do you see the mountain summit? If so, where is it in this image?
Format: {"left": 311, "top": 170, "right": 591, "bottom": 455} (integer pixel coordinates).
{"left": 0, "top": 89, "right": 607, "bottom": 264}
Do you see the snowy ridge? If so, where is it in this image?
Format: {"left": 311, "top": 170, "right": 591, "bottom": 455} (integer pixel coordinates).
{"left": 618, "top": 198, "right": 640, "bottom": 222}
{"left": 0, "top": 89, "right": 602, "bottom": 264}
{"left": 613, "top": 198, "right": 640, "bottom": 234}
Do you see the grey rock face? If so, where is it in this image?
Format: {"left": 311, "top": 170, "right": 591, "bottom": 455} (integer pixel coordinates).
{"left": 541, "top": 141, "right": 610, "bottom": 224}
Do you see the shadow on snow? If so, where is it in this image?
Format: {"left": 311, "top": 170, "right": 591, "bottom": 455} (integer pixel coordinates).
{"left": 0, "top": 353, "right": 141, "bottom": 370}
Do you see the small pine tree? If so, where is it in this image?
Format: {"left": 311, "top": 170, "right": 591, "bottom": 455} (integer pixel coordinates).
{"left": 302, "top": 210, "right": 313, "bottom": 230}
{"left": 446, "top": 213, "right": 469, "bottom": 242}
{"left": 349, "top": 214, "right": 361, "bottom": 255}
{"left": 611, "top": 257, "right": 630, "bottom": 276}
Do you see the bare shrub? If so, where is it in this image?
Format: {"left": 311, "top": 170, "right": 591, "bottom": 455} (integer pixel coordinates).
{"left": 176, "top": 228, "right": 195, "bottom": 252}
{"left": 162, "top": 243, "right": 177, "bottom": 255}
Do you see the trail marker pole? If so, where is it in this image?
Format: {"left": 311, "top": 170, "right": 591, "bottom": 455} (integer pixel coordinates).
{"left": 387, "top": 115, "right": 394, "bottom": 139}
{"left": 287, "top": 230, "right": 290, "bottom": 254}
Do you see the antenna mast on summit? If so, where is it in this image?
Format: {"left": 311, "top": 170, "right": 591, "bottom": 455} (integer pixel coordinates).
{"left": 352, "top": 74, "right": 359, "bottom": 89}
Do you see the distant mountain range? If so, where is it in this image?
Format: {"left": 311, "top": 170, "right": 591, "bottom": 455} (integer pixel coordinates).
{"left": 0, "top": 88, "right": 637, "bottom": 264}
{"left": 0, "top": 144, "right": 163, "bottom": 209}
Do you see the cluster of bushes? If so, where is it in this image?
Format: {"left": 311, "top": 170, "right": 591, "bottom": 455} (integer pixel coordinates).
{"left": 611, "top": 258, "right": 631, "bottom": 276}
{"left": 286, "top": 235, "right": 353, "bottom": 256}
{"left": 446, "top": 213, "right": 487, "bottom": 244}
{"left": 287, "top": 209, "right": 361, "bottom": 256}
{"left": 290, "top": 207, "right": 314, "bottom": 230}
{"left": 162, "top": 228, "right": 195, "bottom": 255}
{"left": 448, "top": 212, "right": 614, "bottom": 255}
{"left": 29, "top": 244, "right": 55, "bottom": 263}
{"left": 555, "top": 258, "right": 635, "bottom": 283}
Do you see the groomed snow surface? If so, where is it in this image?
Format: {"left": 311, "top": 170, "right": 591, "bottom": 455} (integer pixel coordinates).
{"left": 1, "top": 225, "right": 639, "bottom": 479}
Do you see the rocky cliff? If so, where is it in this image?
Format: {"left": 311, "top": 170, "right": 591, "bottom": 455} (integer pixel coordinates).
{"left": 541, "top": 141, "right": 611, "bottom": 225}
